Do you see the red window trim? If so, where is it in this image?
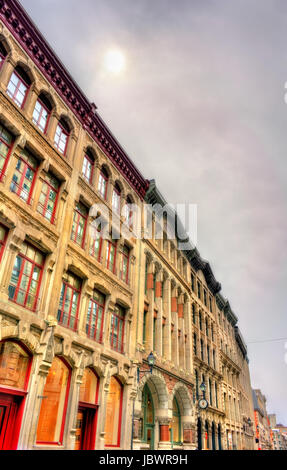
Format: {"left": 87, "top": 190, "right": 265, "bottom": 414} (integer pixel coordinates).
{"left": 86, "top": 293, "right": 105, "bottom": 343}
{"left": 9, "top": 243, "right": 44, "bottom": 312}
{"left": 82, "top": 153, "right": 94, "bottom": 184}
{"left": 98, "top": 170, "right": 108, "bottom": 200}
{"left": 0, "top": 223, "right": 8, "bottom": 263}
{"left": 110, "top": 306, "right": 125, "bottom": 354}
{"left": 36, "top": 356, "right": 71, "bottom": 446}
{"left": 38, "top": 174, "right": 60, "bottom": 224}
{"left": 54, "top": 122, "right": 70, "bottom": 156}
{"left": 7, "top": 70, "right": 30, "bottom": 109}
{"left": 104, "top": 377, "right": 123, "bottom": 448}
{"left": 58, "top": 278, "right": 81, "bottom": 331}
{"left": 112, "top": 186, "right": 121, "bottom": 213}
{"left": 0, "top": 127, "right": 14, "bottom": 182}
{"left": 11, "top": 155, "right": 38, "bottom": 205}
{"left": 120, "top": 246, "right": 130, "bottom": 284}
{"left": 106, "top": 239, "right": 117, "bottom": 273}
{"left": 71, "top": 204, "right": 88, "bottom": 249}
{"left": 90, "top": 229, "right": 103, "bottom": 262}
{"left": 33, "top": 97, "right": 51, "bottom": 134}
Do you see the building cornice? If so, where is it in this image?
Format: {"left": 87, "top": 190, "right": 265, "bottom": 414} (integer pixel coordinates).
{"left": 216, "top": 293, "right": 238, "bottom": 326}
{"left": 0, "top": 0, "right": 149, "bottom": 199}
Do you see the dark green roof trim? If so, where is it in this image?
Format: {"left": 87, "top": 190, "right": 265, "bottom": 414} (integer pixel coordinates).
{"left": 216, "top": 293, "right": 238, "bottom": 326}
{"left": 235, "top": 326, "right": 248, "bottom": 358}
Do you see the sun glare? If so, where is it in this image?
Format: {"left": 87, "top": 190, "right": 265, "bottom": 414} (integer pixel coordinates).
{"left": 104, "top": 49, "right": 126, "bottom": 75}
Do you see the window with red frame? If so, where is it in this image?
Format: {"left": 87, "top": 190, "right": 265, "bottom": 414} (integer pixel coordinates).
{"left": 0, "top": 224, "right": 8, "bottom": 262}
{"left": 10, "top": 148, "right": 38, "bottom": 204}
{"left": 106, "top": 237, "right": 117, "bottom": 273}
{"left": 86, "top": 290, "right": 105, "bottom": 343}
{"left": 7, "top": 66, "right": 31, "bottom": 108}
{"left": 8, "top": 242, "right": 44, "bottom": 311}
{"left": 54, "top": 118, "right": 70, "bottom": 155}
{"left": 82, "top": 151, "right": 94, "bottom": 184}
{"left": 32, "top": 93, "right": 52, "bottom": 134}
{"left": 104, "top": 377, "right": 123, "bottom": 447}
{"left": 37, "top": 172, "right": 60, "bottom": 224}
{"left": 0, "top": 43, "right": 7, "bottom": 70}
{"left": 0, "top": 123, "right": 13, "bottom": 181}
{"left": 57, "top": 272, "right": 81, "bottom": 331}
{"left": 110, "top": 304, "right": 125, "bottom": 353}
{"left": 89, "top": 224, "right": 102, "bottom": 261}
{"left": 36, "top": 357, "right": 71, "bottom": 445}
{"left": 120, "top": 245, "right": 130, "bottom": 284}
{"left": 112, "top": 184, "right": 121, "bottom": 214}
{"left": 71, "top": 202, "right": 88, "bottom": 248}
{"left": 98, "top": 167, "right": 108, "bottom": 200}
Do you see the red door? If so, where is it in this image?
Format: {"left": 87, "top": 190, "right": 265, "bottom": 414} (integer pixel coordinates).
{"left": 74, "top": 405, "right": 98, "bottom": 450}
{"left": 0, "top": 394, "right": 22, "bottom": 450}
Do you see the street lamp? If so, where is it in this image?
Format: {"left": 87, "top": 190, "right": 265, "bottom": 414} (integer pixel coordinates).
{"left": 137, "top": 351, "right": 156, "bottom": 383}
{"left": 199, "top": 382, "right": 207, "bottom": 394}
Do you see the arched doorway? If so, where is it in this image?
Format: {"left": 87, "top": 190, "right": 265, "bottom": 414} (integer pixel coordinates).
{"left": 0, "top": 340, "right": 32, "bottom": 450}
{"left": 74, "top": 368, "right": 99, "bottom": 450}
{"left": 197, "top": 418, "right": 202, "bottom": 450}
{"left": 142, "top": 384, "right": 155, "bottom": 449}
{"left": 171, "top": 397, "right": 181, "bottom": 445}
{"left": 205, "top": 421, "right": 209, "bottom": 450}
{"left": 218, "top": 424, "right": 222, "bottom": 450}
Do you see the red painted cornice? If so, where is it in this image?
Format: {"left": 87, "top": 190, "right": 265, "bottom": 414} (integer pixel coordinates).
{"left": 0, "top": 0, "right": 149, "bottom": 198}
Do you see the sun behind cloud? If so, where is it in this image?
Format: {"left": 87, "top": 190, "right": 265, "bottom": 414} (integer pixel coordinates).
{"left": 104, "top": 49, "right": 126, "bottom": 75}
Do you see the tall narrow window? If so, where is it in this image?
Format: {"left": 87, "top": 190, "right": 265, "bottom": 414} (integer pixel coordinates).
{"left": 209, "top": 296, "right": 213, "bottom": 312}
{"left": 213, "top": 349, "right": 216, "bottom": 369}
{"left": 209, "top": 379, "right": 213, "bottom": 406}
{"left": 54, "top": 118, "right": 70, "bottom": 155}
{"left": 0, "top": 224, "right": 8, "bottom": 263}
{"left": 89, "top": 224, "right": 102, "bottom": 261}
{"left": 206, "top": 319, "right": 209, "bottom": 337}
{"left": 120, "top": 245, "right": 130, "bottom": 283}
{"left": 124, "top": 197, "right": 133, "bottom": 229}
{"left": 199, "top": 311, "right": 202, "bottom": 331}
{"left": 37, "top": 172, "right": 60, "bottom": 223}
{"left": 153, "top": 315, "right": 156, "bottom": 350}
{"left": 10, "top": 149, "right": 38, "bottom": 204}
{"left": 193, "top": 333, "right": 197, "bottom": 356}
{"left": 98, "top": 167, "right": 108, "bottom": 200}
{"left": 204, "top": 290, "right": 207, "bottom": 306}
{"left": 197, "top": 281, "right": 201, "bottom": 299}
{"left": 200, "top": 339, "right": 204, "bottom": 361}
{"left": 32, "top": 93, "right": 52, "bottom": 134}
{"left": 191, "top": 273, "right": 195, "bottom": 292}
{"left": 106, "top": 236, "right": 117, "bottom": 273}
{"left": 86, "top": 290, "right": 105, "bottom": 343}
{"left": 192, "top": 304, "right": 196, "bottom": 323}
{"left": 207, "top": 345, "right": 210, "bottom": 365}
{"left": 143, "top": 309, "right": 148, "bottom": 344}
{"left": 110, "top": 304, "right": 125, "bottom": 353}
{"left": 171, "top": 397, "right": 181, "bottom": 444}
{"left": 36, "top": 357, "right": 71, "bottom": 445}
{"left": 0, "top": 43, "right": 7, "bottom": 70}
{"left": 8, "top": 242, "right": 44, "bottom": 311}
{"left": 57, "top": 272, "right": 81, "bottom": 331}
{"left": 0, "top": 123, "right": 13, "bottom": 180}
{"left": 7, "top": 66, "right": 31, "bottom": 108}
{"left": 104, "top": 377, "right": 123, "bottom": 447}
{"left": 71, "top": 202, "right": 88, "bottom": 248}
{"left": 82, "top": 151, "right": 94, "bottom": 184}
{"left": 112, "top": 183, "right": 121, "bottom": 214}
{"left": 215, "top": 382, "right": 218, "bottom": 408}
{"left": 195, "top": 369, "right": 199, "bottom": 399}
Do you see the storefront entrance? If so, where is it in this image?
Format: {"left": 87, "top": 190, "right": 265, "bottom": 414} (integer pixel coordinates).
{"left": 142, "top": 384, "right": 155, "bottom": 450}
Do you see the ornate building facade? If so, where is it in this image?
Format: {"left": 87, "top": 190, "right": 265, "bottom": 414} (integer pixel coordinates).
{"left": 0, "top": 0, "right": 255, "bottom": 451}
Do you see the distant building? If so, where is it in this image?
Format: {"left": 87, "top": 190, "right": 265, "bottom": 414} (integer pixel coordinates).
{"left": 253, "top": 390, "right": 273, "bottom": 450}
{"left": 269, "top": 416, "right": 287, "bottom": 451}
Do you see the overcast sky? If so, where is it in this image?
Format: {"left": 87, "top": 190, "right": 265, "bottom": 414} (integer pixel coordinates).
{"left": 19, "top": 0, "right": 287, "bottom": 423}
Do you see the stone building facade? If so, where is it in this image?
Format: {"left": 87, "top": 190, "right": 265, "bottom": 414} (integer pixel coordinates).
{"left": 0, "top": 0, "right": 255, "bottom": 451}
{"left": 253, "top": 389, "right": 273, "bottom": 450}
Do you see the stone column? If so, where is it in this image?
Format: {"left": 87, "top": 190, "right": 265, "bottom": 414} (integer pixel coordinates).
{"left": 0, "top": 55, "right": 15, "bottom": 90}
{"left": 46, "top": 110, "right": 59, "bottom": 144}
{"left": 145, "top": 260, "right": 155, "bottom": 353}
{"left": 171, "top": 284, "right": 179, "bottom": 367}
{"left": 177, "top": 293, "right": 185, "bottom": 370}
{"left": 154, "top": 268, "right": 163, "bottom": 356}
{"left": 184, "top": 296, "right": 192, "bottom": 373}
{"left": 24, "top": 83, "right": 39, "bottom": 118}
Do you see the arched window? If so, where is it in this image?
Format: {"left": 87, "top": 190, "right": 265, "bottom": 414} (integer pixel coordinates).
{"left": 54, "top": 117, "right": 70, "bottom": 155}
{"left": 0, "top": 42, "right": 8, "bottom": 69}
{"left": 104, "top": 377, "right": 123, "bottom": 447}
{"left": 112, "top": 183, "right": 121, "bottom": 214}
{"left": 7, "top": 65, "right": 31, "bottom": 108}
{"left": 75, "top": 368, "right": 99, "bottom": 450}
{"left": 209, "top": 378, "right": 213, "bottom": 405}
{"left": 0, "top": 340, "right": 30, "bottom": 390}
{"left": 171, "top": 397, "right": 181, "bottom": 444}
{"left": 32, "top": 92, "right": 52, "bottom": 134}
{"left": 36, "top": 357, "right": 71, "bottom": 445}
{"left": 57, "top": 271, "right": 82, "bottom": 330}
{"left": 10, "top": 148, "right": 38, "bottom": 204}
{"left": 82, "top": 150, "right": 95, "bottom": 184}
{"left": 124, "top": 196, "right": 133, "bottom": 228}
{"left": 195, "top": 369, "right": 199, "bottom": 399}
{"left": 0, "top": 123, "right": 13, "bottom": 181}
{"left": 98, "top": 166, "right": 108, "bottom": 200}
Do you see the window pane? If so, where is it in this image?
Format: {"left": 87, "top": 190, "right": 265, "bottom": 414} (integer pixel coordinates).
{"left": 104, "top": 377, "right": 122, "bottom": 446}
{"left": 79, "top": 368, "right": 98, "bottom": 403}
{"left": 0, "top": 341, "right": 29, "bottom": 390}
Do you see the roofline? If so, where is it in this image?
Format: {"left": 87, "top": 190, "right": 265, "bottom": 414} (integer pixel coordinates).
{"left": 0, "top": 0, "right": 149, "bottom": 198}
